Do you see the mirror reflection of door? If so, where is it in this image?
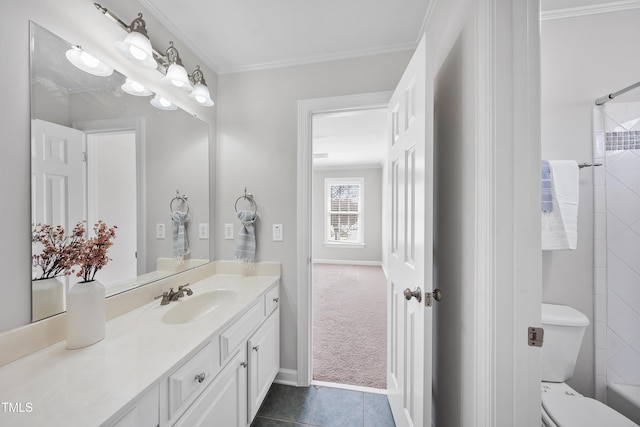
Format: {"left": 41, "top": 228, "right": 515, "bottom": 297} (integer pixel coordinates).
{"left": 86, "top": 130, "right": 137, "bottom": 286}
{"left": 31, "top": 119, "right": 84, "bottom": 321}
{"left": 32, "top": 120, "right": 138, "bottom": 314}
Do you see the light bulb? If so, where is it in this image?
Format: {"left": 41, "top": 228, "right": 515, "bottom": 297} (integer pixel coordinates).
{"left": 129, "top": 44, "right": 148, "bottom": 61}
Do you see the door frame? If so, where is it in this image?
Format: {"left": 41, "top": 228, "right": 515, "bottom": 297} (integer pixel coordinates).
{"left": 296, "top": 0, "right": 541, "bottom": 424}
{"left": 296, "top": 91, "right": 393, "bottom": 387}
{"left": 73, "top": 117, "right": 147, "bottom": 277}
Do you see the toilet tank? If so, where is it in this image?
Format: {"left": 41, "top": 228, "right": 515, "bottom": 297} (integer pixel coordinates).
{"left": 541, "top": 303, "right": 590, "bottom": 382}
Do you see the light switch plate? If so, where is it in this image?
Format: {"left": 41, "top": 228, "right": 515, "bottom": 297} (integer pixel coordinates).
{"left": 224, "top": 223, "right": 234, "bottom": 240}
{"left": 156, "top": 223, "right": 165, "bottom": 239}
{"left": 198, "top": 223, "right": 209, "bottom": 239}
{"left": 273, "top": 224, "right": 283, "bottom": 241}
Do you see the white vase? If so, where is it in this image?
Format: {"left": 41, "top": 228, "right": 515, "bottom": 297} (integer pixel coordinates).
{"left": 66, "top": 280, "right": 106, "bottom": 349}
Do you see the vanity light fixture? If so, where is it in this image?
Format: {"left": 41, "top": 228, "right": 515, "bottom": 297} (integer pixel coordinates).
{"left": 150, "top": 94, "right": 178, "bottom": 111}
{"left": 121, "top": 78, "right": 153, "bottom": 96}
{"left": 65, "top": 45, "right": 113, "bottom": 76}
{"left": 95, "top": 3, "right": 214, "bottom": 108}
{"left": 95, "top": 4, "right": 157, "bottom": 69}
{"left": 188, "top": 66, "right": 214, "bottom": 106}
{"left": 163, "top": 42, "right": 193, "bottom": 90}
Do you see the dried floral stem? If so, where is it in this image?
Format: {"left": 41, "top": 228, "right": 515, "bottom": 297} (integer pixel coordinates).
{"left": 32, "top": 220, "right": 117, "bottom": 283}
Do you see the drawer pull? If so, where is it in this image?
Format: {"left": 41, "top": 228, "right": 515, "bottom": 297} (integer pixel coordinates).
{"left": 273, "top": 297, "right": 279, "bottom": 303}
{"left": 194, "top": 372, "right": 206, "bottom": 383}
{"left": 241, "top": 361, "right": 247, "bottom": 368}
{"left": 253, "top": 345, "right": 260, "bottom": 352}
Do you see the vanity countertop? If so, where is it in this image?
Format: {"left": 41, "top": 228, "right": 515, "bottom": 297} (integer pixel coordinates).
{"left": 0, "top": 272, "right": 279, "bottom": 427}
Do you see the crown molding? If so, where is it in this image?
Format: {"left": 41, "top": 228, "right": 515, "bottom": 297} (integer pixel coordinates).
{"left": 541, "top": 0, "right": 640, "bottom": 21}
{"left": 217, "top": 43, "right": 417, "bottom": 75}
{"left": 138, "top": 0, "right": 221, "bottom": 74}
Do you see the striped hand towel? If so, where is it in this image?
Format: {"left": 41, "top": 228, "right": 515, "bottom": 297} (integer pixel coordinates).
{"left": 171, "top": 210, "right": 189, "bottom": 263}
{"left": 235, "top": 210, "right": 256, "bottom": 262}
{"left": 541, "top": 160, "right": 553, "bottom": 213}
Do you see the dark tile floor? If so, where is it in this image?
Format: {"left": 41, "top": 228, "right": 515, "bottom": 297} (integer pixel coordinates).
{"left": 251, "top": 384, "right": 395, "bottom": 427}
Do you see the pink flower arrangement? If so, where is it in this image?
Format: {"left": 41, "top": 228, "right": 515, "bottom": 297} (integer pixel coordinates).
{"left": 73, "top": 221, "right": 117, "bottom": 283}
{"left": 32, "top": 221, "right": 117, "bottom": 283}
{"left": 31, "top": 223, "right": 84, "bottom": 280}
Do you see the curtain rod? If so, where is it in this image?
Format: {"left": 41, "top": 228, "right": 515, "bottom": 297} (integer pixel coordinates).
{"left": 595, "top": 81, "right": 640, "bottom": 105}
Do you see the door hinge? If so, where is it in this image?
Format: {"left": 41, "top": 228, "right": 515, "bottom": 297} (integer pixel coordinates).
{"left": 82, "top": 151, "right": 87, "bottom": 162}
{"left": 528, "top": 327, "right": 544, "bottom": 347}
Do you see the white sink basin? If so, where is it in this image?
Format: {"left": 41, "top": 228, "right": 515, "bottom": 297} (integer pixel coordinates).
{"left": 162, "top": 290, "right": 238, "bottom": 324}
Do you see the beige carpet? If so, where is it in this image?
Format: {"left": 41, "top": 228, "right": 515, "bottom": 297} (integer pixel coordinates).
{"left": 312, "top": 263, "right": 387, "bottom": 389}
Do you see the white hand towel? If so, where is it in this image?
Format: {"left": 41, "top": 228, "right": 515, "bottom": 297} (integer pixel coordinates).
{"left": 542, "top": 160, "right": 579, "bottom": 250}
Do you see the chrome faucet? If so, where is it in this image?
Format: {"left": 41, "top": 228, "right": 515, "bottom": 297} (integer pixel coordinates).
{"left": 155, "top": 284, "right": 194, "bottom": 305}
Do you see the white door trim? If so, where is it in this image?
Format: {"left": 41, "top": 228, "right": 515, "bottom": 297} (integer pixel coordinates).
{"left": 473, "top": 0, "right": 542, "bottom": 425}
{"left": 73, "top": 117, "right": 147, "bottom": 276}
{"left": 296, "top": 91, "right": 392, "bottom": 386}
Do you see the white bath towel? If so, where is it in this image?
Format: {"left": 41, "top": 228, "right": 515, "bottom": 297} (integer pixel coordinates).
{"left": 542, "top": 160, "right": 579, "bottom": 250}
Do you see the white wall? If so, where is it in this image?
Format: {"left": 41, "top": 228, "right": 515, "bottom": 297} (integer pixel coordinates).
{"left": 0, "top": 0, "right": 216, "bottom": 333}
{"left": 541, "top": 8, "right": 640, "bottom": 398}
{"left": 312, "top": 167, "right": 383, "bottom": 263}
{"left": 215, "top": 50, "right": 412, "bottom": 373}
{"left": 431, "top": 12, "right": 478, "bottom": 427}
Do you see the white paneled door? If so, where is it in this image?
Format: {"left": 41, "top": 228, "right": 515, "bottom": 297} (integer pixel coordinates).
{"left": 31, "top": 119, "right": 85, "bottom": 232}
{"left": 387, "top": 34, "right": 434, "bottom": 427}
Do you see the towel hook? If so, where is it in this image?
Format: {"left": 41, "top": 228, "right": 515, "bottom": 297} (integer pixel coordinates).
{"left": 235, "top": 187, "right": 257, "bottom": 212}
{"left": 170, "top": 189, "right": 190, "bottom": 215}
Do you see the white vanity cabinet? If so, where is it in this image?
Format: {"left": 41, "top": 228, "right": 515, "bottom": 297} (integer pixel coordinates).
{"left": 173, "top": 349, "right": 248, "bottom": 427}
{"left": 162, "top": 283, "right": 280, "bottom": 427}
{"left": 248, "top": 309, "right": 280, "bottom": 420}
{"left": 107, "top": 384, "right": 160, "bottom": 427}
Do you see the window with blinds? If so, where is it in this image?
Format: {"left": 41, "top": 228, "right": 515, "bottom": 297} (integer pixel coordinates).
{"left": 325, "top": 177, "right": 364, "bottom": 245}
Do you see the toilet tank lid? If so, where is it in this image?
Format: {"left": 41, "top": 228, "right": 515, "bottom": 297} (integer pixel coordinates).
{"left": 542, "top": 303, "right": 590, "bottom": 327}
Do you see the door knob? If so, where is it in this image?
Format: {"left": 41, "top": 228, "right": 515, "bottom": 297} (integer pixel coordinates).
{"left": 426, "top": 288, "right": 443, "bottom": 307}
{"left": 403, "top": 287, "right": 422, "bottom": 303}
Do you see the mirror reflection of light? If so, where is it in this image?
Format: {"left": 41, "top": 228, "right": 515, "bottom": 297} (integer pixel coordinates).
{"left": 80, "top": 51, "right": 100, "bottom": 68}
{"left": 121, "top": 78, "right": 153, "bottom": 97}
{"left": 130, "top": 80, "right": 145, "bottom": 93}
{"left": 150, "top": 94, "right": 178, "bottom": 111}
{"left": 65, "top": 46, "right": 113, "bottom": 77}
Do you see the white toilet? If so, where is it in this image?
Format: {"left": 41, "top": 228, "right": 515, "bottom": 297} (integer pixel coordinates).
{"left": 541, "top": 303, "right": 639, "bottom": 426}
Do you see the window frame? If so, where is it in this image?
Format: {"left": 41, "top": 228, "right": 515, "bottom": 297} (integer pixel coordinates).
{"left": 323, "top": 177, "right": 365, "bottom": 247}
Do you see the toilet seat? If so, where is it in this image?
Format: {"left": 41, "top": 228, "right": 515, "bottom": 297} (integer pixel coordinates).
{"left": 542, "top": 393, "right": 638, "bottom": 427}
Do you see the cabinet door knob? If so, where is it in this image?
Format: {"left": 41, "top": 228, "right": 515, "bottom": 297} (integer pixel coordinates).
{"left": 194, "top": 372, "right": 206, "bottom": 383}
{"left": 240, "top": 361, "right": 247, "bottom": 368}
{"left": 253, "top": 345, "right": 260, "bottom": 352}
{"left": 273, "top": 297, "right": 279, "bottom": 303}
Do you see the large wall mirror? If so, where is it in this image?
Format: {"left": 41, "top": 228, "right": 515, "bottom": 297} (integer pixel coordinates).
{"left": 30, "top": 22, "right": 210, "bottom": 322}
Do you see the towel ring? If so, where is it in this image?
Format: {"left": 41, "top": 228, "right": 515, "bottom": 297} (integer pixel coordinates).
{"left": 235, "top": 188, "right": 257, "bottom": 212}
{"left": 170, "top": 189, "right": 190, "bottom": 215}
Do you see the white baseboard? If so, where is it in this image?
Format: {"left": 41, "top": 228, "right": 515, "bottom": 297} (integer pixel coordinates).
{"left": 312, "top": 259, "right": 382, "bottom": 266}
{"left": 275, "top": 368, "right": 298, "bottom": 386}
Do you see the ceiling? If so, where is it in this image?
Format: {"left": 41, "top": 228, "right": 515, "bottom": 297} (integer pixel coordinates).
{"left": 141, "top": 0, "right": 430, "bottom": 75}
{"left": 135, "top": 0, "right": 635, "bottom": 168}
{"left": 312, "top": 109, "right": 388, "bottom": 169}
